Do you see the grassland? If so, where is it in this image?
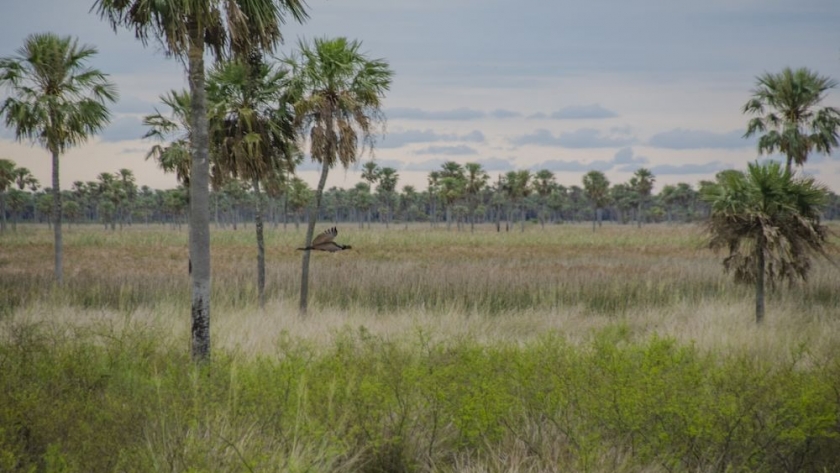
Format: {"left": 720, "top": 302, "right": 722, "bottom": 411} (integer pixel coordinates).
{"left": 1, "top": 222, "right": 839, "bottom": 472}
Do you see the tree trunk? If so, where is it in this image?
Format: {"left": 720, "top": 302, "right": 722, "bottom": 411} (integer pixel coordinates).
{"left": 253, "top": 178, "right": 266, "bottom": 309}
{"left": 300, "top": 160, "right": 331, "bottom": 316}
{"left": 755, "top": 236, "right": 766, "bottom": 324}
{"left": 187, "top": 32, "right": 211, "bottom": 363}
{"left": 520, "top": 203, "right": 526, "bottom": 232}
{"left": 52, "top": 149, "right": 63, "bottom": 284}
{"left": 592, "top": 206, "right": 597, "bottom": 232}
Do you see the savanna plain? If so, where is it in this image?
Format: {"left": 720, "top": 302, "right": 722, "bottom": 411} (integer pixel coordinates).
{"left": 1, "top": 222, "right": 840, "bottom": 472}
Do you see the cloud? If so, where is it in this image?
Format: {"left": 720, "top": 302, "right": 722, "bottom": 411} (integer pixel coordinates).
{"left": 533, "top": 159, "right": 615, "bottom": 172}
{"left": 510, "top": 128, "right": 636, "bottom": 148}
{"left": 624, "top": 161, "right": 731, "bottom": 175}
{"left": 100, "top": 116, "right": 145, "bottom": 142}
{"left": 489, "top": 109, "right": 521, "bottom": 119}
{"left": 526, "top": 112, "right": 547, "bottom": 119}
{"left": 550, "top": 104, "right": 618, "bottom": 119}
{"left": 386, "top": 107, "right": 485, "bottom": 120}
{"left": 369, "top": 159, "right": 405, "bottom": 170}
{"left": 612, "top": 147, "right": 648, "bottom": 165}
{"left": 380, "top": 129, "right": 485, "bottom": 148}
{"left": 414, "top": 145, "right": 479, "bottom": 155}
{"left": 404, "top": 159, "right": 447, "bottom": 171}
{"left": 648, "top": 128, "right": 755, "bottom": 149}
{"left": 113, "top": 96, "right": 156, "bottom": 114}
{"left": 475, "top": 157, "right": 516, "bottom": 171}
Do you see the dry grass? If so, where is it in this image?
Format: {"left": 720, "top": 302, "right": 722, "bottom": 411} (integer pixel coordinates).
{"left": 3, "top": 222, "right": 839, "bottom": 362}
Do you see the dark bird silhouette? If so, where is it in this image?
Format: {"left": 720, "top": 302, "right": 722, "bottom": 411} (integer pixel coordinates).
{"left": 297, "top": 227, "right": 352, "bottom": 252}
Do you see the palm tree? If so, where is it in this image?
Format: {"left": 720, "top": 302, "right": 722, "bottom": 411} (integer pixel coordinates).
{"left": 743, "top": 67, "right": 840, "bottom": 173}
{"left": 377, "top": 166, "right": 399, "bottom": 228}
{"left": 95, "top": 0, "right": 308, "bottom": 361}
{"left": 439, "top": 161, "right": 465, "bottom": 230}
{"left": 207, "top": 54, "right": 298, "bottom": 308}
{"left": 631, "top": 168, "right": 655, "bottom": 228}
{"left": 284, "top": 37, "right": 393, "bottom": 315}
{"left": 360, "top": 161, "right": 381, "bottom": 228}
{"left": 143, "top": 90, "right": 194, "bottom": 185}
{"left": 582, "top": 170, "right": 610, "bottom": 231}
{"left": 427, "top": 171, "right": 441, "bottom": 228}
{"left": 533, "top": 169, "right": 556, "bottom": 228}
{"left": 701, "top": 161, "right": 831, "bottom": 323}
{"left": 0, "top": 33, "right": 117, "bottom": 283}
{"left": 464, "top": 162, "right": 489, "bottom": 232}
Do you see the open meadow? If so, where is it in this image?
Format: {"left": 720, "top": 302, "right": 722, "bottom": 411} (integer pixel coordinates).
{"left": 2, "top": 222, "right": 840, "bottom": 472}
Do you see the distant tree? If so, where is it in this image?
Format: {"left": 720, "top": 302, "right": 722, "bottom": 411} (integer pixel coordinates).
{"left": 0, "top": 33, "right": 117, "bottom": 282}
{"left": 701, "top": 161, "right": 831, "bottom": 323}
{"left": 464, "top": 162, "right": 489, "bottom": 232}
{"left": 377, "top": 167, "right": 399, "bottom": 228}
{"left": 0, "top": 159, "right": 15, "bottom": 232}
{"left": 631, "top": 168, "right": 655, "bottom": 227}
{"left": 439, "top": 161, "right": 465, "bottom": 230}
{"left": 582, "top": 170, "right": 611, "bottom": 231}
{"left": 743, "top": 67, "right": 840, "bottom": 173}
{"left": 533, "top": 169, "right": 556, "bottom": 228}
{"left": 427, "top": 171, "right": 441, "bottom": 228}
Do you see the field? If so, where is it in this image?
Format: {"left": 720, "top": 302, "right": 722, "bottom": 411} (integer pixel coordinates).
{"left": 1, "top": 222, "right": 840, "bottom": 472}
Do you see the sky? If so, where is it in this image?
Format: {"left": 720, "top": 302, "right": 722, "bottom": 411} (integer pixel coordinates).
{"left": 2, "top": 0, "right": 840, "bottom": 193}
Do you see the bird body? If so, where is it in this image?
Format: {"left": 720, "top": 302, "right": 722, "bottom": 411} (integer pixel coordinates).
{"left": 297, "top": 227, "right": 352, "bottom": 252}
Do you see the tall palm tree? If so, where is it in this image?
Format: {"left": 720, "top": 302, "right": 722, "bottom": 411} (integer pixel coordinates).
{"left": 701, "top": 161, "right": 831, "bottom": 323}
{"left": 582, "top": 170, "right": 610, "bottom": 231}
{"left": 0, "top": 33, "right": 117, "bottom": 282}
{"left": 285, "top": 37, "right": 393, "bottom": 315}
{"left": 207, "top": 54, "right": 298, "bottom": 308}
{"left": 96, "top": 0, "right": 308, "bottom": 361}
{"left": 743, "top": 67, "right": 840, "bottom": 173}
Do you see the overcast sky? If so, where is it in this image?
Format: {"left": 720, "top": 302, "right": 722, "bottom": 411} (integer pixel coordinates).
{"left": 2, "top": 0, "right": 840, "bottom": 192}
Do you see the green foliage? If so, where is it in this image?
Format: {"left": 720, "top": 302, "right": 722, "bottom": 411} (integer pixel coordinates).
{"left": 2, "top": 322, "right": 840, "bottom": 472}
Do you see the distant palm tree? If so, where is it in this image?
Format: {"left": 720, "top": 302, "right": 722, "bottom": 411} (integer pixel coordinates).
{"left": 582, "top": 170, "right": 610, "bottom": 231}
{"left": 631, "top": 168, "right": 655, "bottom": 228}
{"left": 743, "top": 67, "right": 840, "bottom": 173}
{"left": 0, "top": 159, "right": 15, "bottom": 232}
{"left": 377, "top": 167, "right": 399, "bottom": 228}
{"left": 284, "top": 37, "right": 393, "bottom": 315}
{"left": 0, "top": 33, "right": 117, "bottom": 283}
{"left": 464, "top": 162, "right": 489, "bottom": 232}
{"left": 533, "top": 169, "right": 556, "bottom": 228}
{"left": 360, "top": 161, "right": 381, "bottom": 228}
{"left": 701, "top": 161, "right": 831, "bottom": 323}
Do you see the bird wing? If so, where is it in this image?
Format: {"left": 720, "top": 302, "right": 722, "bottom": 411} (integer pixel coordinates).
{"left": 311, "top": 227, "right": 338, "bottom": 247}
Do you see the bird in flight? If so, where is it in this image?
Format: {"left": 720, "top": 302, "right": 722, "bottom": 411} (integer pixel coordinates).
{"left": 297, "top": 227, "right": 352, "bottom": 252}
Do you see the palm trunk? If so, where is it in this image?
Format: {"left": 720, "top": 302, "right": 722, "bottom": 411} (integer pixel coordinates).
{"left": 187, "top": 32, "right": 211, "bottom": 363}
{"left": 52, "top": 149, "right": 63, "bottom": 284}
{"left": 253, "top": 178, "right": 266, "bottom": 309}
{"left": 755, "top": 236, "right": 766, "bottom": 324}
{"left": 299, "top": 160, "right": 331, "bottom": 316}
